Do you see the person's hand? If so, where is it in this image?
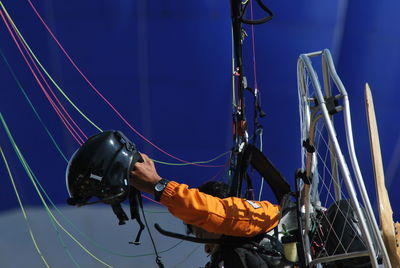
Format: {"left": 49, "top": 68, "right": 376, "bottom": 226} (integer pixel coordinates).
{"left": 130, "top": 153, "right": 162, "bottom": 194}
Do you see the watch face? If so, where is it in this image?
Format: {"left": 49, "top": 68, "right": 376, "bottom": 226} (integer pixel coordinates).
{"left": 155, "top": 182, "right": 165, "bottom": 191}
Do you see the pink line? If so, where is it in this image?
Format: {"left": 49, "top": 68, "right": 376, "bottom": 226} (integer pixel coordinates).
{"left": 249, "top": 0, "right": 259, "bottom": 91}
{"left": 141, "top": 194, "right": 162, "bottom": 205}
{"left": 8, "top": 15, "right": 85, "bottom": 145}
{"left": 8, "top": 7, "right": 88, "bottom": 141}
{"left": 11, "top": 21, "right": 87, "bottom": 144}
{"left": 50, "top": 95, "right": 84, "bottom": 146}
{"left": 208, "top": 160, "right": 230, "bottom": 182}
{"left": 26, "top": 0, "right": 224, "bottom": 168}
{"left": 0, "top": 9, "right": 83, "bottom": 145}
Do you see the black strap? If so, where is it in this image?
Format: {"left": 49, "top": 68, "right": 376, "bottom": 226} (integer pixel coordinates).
{"left": 240, "top": 0, "right": 273, "bottom": 25}
{"left": 154, "top": 224, "right": 263, "bottom": 246}
{"left": 230, "top": 149, "right": 250, "bottom": 198}
{"left": 302, "top": 138, "right": 315, "bottom": 153}
{"left": 217, "top": 235, "right": 272, "bottom": 268}
{"left": 295, "top": 168, "right": 312, "bottom": 185}
{"left": 111, "top": 203, "right": 129, "bottom": 225}
{"left": 128, "top": 186, "right": 145, "bottom": 245}
{"left": 234, "top": 144, "right": 291, "bottom": 203}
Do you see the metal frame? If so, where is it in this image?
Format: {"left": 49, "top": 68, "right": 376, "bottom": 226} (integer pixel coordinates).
{"left": 296, "top": 49, "right": 390, "bottom": 267}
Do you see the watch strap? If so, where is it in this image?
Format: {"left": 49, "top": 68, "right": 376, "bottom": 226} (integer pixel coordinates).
{"left": 154, "top": 179, "right": 169, "bottom": 202}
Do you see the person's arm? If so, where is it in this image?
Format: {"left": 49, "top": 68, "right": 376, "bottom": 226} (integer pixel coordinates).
{"left": 130, "top": 154, "right": 280, "bottom": 237}
{"left": 160, "top": 181, "right": 280, "bottom": 237}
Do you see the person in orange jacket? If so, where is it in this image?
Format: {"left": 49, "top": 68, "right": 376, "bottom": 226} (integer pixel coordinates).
{"left": 130, "top": 154, "right": 281, "bottom": 267}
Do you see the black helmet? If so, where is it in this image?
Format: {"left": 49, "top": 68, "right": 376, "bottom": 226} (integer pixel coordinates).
{"left": 66, "top": 130, "right": 141, "bottom": 205}
{"left": 66, "top": 130, "right": 145, "bottom": 244}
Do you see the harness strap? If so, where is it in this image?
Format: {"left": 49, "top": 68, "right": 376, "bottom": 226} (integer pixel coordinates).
{"left": 238, "top": 144, "right": 291, "bottom": 203}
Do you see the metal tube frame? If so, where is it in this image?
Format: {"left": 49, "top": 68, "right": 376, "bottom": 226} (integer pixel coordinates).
{"left": 296, "top": 49, "right": 391, "bottom": 267}
{"left": 309, "top": 251, "right": 370, "bottom": 266}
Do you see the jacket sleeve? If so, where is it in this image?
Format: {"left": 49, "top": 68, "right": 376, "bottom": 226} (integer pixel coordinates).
{"left": 160, "top": 181, "right": 280, "bottom": 237}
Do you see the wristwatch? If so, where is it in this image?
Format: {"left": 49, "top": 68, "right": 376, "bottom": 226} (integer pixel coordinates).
{"left": 154, "top": 179, "right": 169, "bottom": 202}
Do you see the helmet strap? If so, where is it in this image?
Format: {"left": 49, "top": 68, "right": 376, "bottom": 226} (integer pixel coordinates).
{"left": 129, "top": 186, "right": 145, "bottom": 245}
{"left": 111, "top": 203, "right": 128, "bottom": 225}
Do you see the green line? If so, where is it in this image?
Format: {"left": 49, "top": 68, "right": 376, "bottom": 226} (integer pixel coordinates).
{"left": 0, "top": 146, "right": 51, "bottom": 268}
{"left": 24, "top": 163, "right": 182, "bottom": 257}
{"left": 26, "top": 159, "right": 180, "bottom": 258}
{"left": 152, "top": 150, "right": 231, "bottom": 166}
{"left": 2, "top": 40, "right": 223, "bottom": 167}
{"left": 0, "top": 113, "right": 114, "bottom": 268}
{"left": 0, "top": 47, "right": 68, "bottom": 162}
{"left": 171, "top": 244, "right": 201, "bottom": 268}
{"left": 48, "top": 213, "right": 82, "bottom": 268}
{"left": 143, "top": 210, "right": 169, "bottom": 214}
{"left": 0, "top": 1, "right": 103, "bottom": 132}
{"left": 0, "top": 113, "right": 185, "bottom": 259}
{"left": 0, "top": 1, "right": 230, "bottom": 167}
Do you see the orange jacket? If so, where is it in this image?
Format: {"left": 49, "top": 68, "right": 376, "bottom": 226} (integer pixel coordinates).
{"left": 160, "top": 181, "right": 280, "bottom": 237}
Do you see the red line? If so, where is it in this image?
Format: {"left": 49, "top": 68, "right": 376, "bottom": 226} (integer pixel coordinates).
{"left": 141, "top": 194, "right": 162, "bottom": 205}
{"left": 0, "top": 9, "right": 83, "bottom": 145}
{"left": 26, "top": 0, "right": 225, "bottom": 167}
{"left": 11, "top": 19, "right": 88, "bottom": 143}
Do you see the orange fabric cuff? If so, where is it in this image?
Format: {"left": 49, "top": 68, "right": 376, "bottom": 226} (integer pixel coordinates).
{"left": 160, "top": 181, "right": 280, "bottom": 237}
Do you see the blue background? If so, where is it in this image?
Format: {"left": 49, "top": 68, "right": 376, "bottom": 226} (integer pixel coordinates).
{"left": 0, "top": 0, "right": 399, "bottom": 231}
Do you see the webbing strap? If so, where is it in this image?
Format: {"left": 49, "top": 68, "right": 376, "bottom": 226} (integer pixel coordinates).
{"left": 237, "top": 144, "right": 291, "bottom": 203}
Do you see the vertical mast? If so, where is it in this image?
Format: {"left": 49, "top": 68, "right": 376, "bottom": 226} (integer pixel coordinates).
{"left": 229, "top": 0, "right": 247, "bottom": 197}
{"left": 228, "top": 0, "right": 273, "bottom": 198}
